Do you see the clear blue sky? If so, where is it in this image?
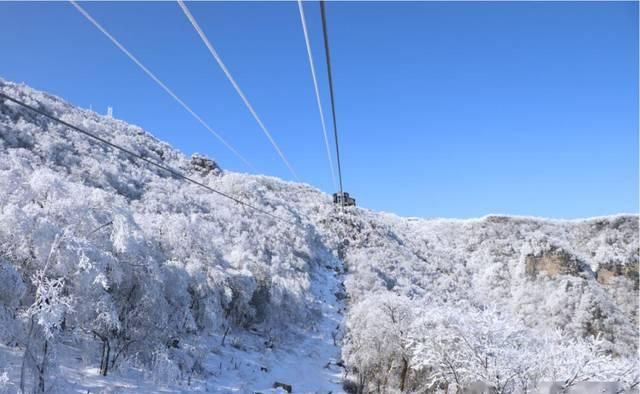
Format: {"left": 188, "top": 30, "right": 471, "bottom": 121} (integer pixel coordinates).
{"left": 1, "top": 1, "right": 637, "bottom": 218}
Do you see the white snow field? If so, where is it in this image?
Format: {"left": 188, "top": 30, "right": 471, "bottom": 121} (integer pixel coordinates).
{"left": 0, "top": 79, "right": 638, "bottom": 393}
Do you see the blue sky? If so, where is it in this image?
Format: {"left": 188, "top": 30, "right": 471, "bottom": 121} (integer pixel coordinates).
{"left": 1, "top": 1, "right": 637, "bottom": 218}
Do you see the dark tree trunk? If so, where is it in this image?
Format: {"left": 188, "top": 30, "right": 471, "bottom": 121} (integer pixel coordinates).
{"left": 37, "top": 340, "right": 48, "bottom": 393}
{"left": 357, "top": 373, "right": 367, "bottom": 394}
{"left": 101, "top": 340, "right": 110, "bottom": 376}
{"left": 399, "top": 357, "right": 409, "bottom": 392}
{"left": 221, "top": 325, "right": 231, "bottom": 346}
{"left": 94, "top": 331, "right": 111, "bottom": 376}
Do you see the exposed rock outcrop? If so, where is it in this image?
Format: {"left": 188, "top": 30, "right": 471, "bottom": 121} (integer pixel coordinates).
{"left": 190, "top": 153, "right": 221, "bottom": 176}
{"left": 525, "top": 246, "right": 591, "bottom": 279}
{"left": 596, "top": 262, "right": 639, "bottom": 289}
{"left": 273, "top": 381, "right": 292, "bottom": 393}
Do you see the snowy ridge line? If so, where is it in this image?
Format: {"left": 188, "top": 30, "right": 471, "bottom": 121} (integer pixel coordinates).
{"left": 297, "top": 0, "right": 338, "bottom": 191}
{"left": 0, "top": 91, "right": 298, "bottom": 225}
{"left": 177, "top": 0, "right": 299, "bottom": 181}
{"left": 69, "top": 0, "right": 254, "bottom": 171}
{"left": 391, "top": 213, "right": 640, "bottom": 225}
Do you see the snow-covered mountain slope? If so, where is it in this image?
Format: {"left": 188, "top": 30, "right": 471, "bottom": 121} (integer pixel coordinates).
{"left": 340, "top": 212, "right": 638, "bottom": 392}
{"left": 0, "top": 79, "right": 346, "bottom": 393}
{"left": 0, "top": 79, "right": 638, "bottom": 394}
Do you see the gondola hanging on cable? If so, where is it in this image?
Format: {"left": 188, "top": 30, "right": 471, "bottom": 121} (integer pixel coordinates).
{"left": 333, "top": 192, "right": 356, "bottom": 207}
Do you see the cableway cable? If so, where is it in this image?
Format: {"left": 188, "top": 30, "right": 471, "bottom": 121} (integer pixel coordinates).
{"left": 177, "top": 0, "right": 298, "bottom": 180}
{"left": 319, "top": 1, "right": 345, "bottom": 206}
{"left": 0, "top": 92, "right": 296, "bottom": 225}
{"left": 296, "top": 0, "right": 337, "bottom": 190}
{"left": 69, "top": 0, "right": 253, "bottom": 171}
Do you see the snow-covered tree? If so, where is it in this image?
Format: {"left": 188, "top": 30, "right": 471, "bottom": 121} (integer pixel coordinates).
{"left": 344, "top": 292, "right": 414, "bottom": 392}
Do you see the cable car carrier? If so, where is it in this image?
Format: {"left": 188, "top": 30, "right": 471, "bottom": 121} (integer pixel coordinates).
{"left": 333, "top": 192, "right": 356, "bottom": 207}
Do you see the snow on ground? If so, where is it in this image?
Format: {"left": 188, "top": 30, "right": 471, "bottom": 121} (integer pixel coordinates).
{"left": 0, "top": 257, "right": 345, "bottom": 394}
{"left": 201, "top": 261, "right": 345, "bottom": 393}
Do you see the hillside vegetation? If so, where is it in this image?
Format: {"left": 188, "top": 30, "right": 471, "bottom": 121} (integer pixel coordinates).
{"left": 0, "top": 80, "right": 637, "bottom": 393}
{"left": 340, "top": 212, "right": 638, "bottom": 392}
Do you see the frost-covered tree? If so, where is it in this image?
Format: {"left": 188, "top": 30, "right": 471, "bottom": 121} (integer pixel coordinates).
{"left": 409, "top": 305, "right": 639, "bottom": 393}
{"left": 20, "top": 270, "right": 73, "bottom": 393}
{"left": 344, "top": 293, "right": 414, "bottom": 392}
